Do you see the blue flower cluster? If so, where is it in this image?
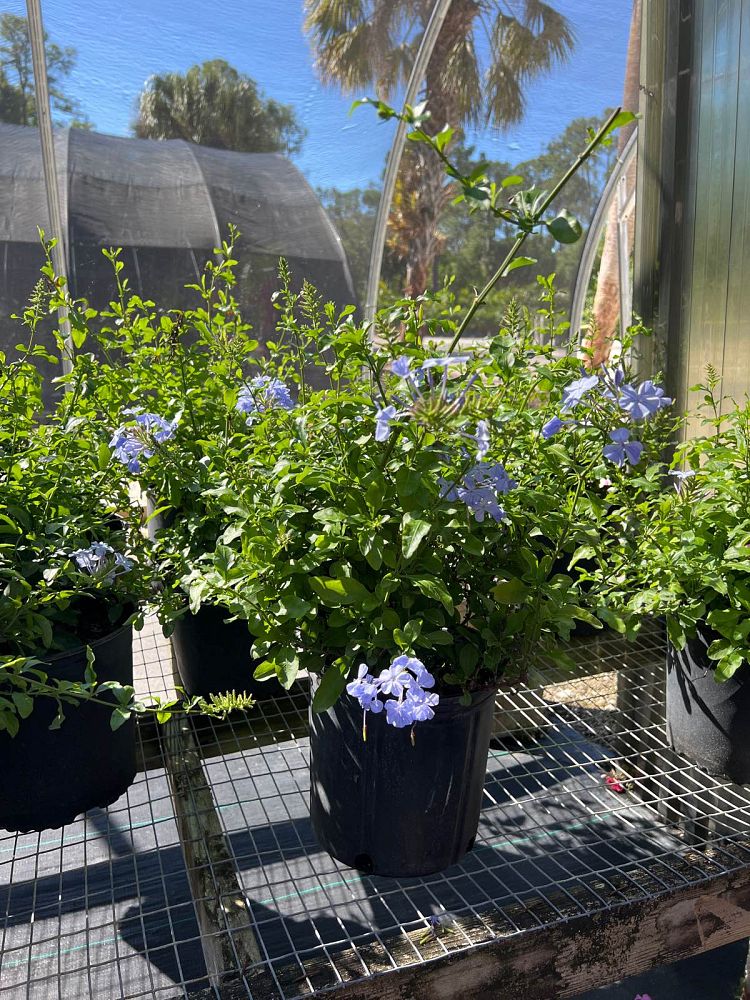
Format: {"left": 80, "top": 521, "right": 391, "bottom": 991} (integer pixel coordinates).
{"left": 70, "top": 542, "right": 133, "bottom": 584}
{"left": 346, "top": 655, "right": 439, "bottom": 729}
{"left": 110, "top": 410, "right": 179, "bottom": 473}
{"left": 374, "top": 354, "right": 472, "bottom": 442}
{"left": 441, "top": 460, "right": 517, "bottom": 523}
{"left": 236, "top": 376, "right": 295, "bottom": 425}
{"left": 545, "top": 367, "right": 672, "bottom": 467}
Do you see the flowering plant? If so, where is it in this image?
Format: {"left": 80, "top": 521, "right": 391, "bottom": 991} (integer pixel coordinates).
{"left": 51, "top": 230, "right": 282, "bottom": 628}
{"left": 0, "top": 248, "right": 262, "bottom": 736}
{"left": 0, "top": 268, "right": 154, "bottom": 734}
{"left": 606, "top": 371, "right": 750, "bottom": 680}
{"left": 191, "top": 265, "right": 673, "bottom": 717}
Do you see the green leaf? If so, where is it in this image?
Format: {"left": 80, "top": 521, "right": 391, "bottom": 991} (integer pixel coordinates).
{"left": 459, "top": 644, "right": 480, "bottom": 672}
{"left": 501, "top": 175, "right": 524, "bottom": 188}
{"left": 505, "top": 256, "right": 537, "bottom": 274}
{"left": 547, "top": 210, "right": 583, "bottom": 244}
{"left": 11, "top": 692, "right": 33, "bottom": 719}
{"left": 410, "top": 575, "right": 454, "bottom": 613}
{"left": 274, "top": 646, "right": 299, "bottom": 689}
{"left": 365, "top": 478, "right": 386, "bottom": 511}
{"left": 666, "top": 615, "right": 686, "bottom": 651}
{"left": 309, "top": 576, "right": 372, "bottom": 607}
{"left": 403, "top": 619, "right": 421, "bottom": 644}
{"left": 97, "top": 441, "right": 111, "bottom": 471}
{"left": 609, "top": 110, "right": 638, "bottom": 131}
{"left": 277, "top": 596, "right": 312, "bottom": 620}
{"left": 715, "top": 652, "right": 746, "bottom": 682}
{"left": 253, "top": 660, "right": 278, "bottom": 680}
{"left": 401, "top": 513, "right": 431, "bottom": 560}
{"left": 570, "top": 607, "right": 602, "bottom": 629}
{"left": 596, "top": 607, "right": 627, "bottom": 634}
{"left": 491, "top": 578, "right": 529, "bottom": 604}
{"left": 110, "top": 707, "right": 132, "bottom": 731}
{"left": 568, "top": 544, "right": 596, "bottom": 569}
{"left": 70, "top": 325, "right": 88, "bottom": 349}
{"left": 311, "top": 664, "right": 348, "bottom": 713}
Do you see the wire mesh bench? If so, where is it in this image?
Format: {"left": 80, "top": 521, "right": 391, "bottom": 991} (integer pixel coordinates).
{"left": 3, "top": 619, "right": 750, "bottom": 999}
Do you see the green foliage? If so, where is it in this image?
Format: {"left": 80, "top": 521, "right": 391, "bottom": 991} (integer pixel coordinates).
{"left": 0, "top": 234, "right": 264, "bottom": 735}
{"left": 133, "top": 59, "right": 305, "bottom": 155}
{"left": 325, "top": 112, "right": 618, "bottom": 327}
{"left": 0, "top": 13, "right": 89, "bottom": 127}
{"left": 185, "top": 265, "right": 671, "bottom": 699}
{"left": 605, "top": 381, "right": 750, "bottom": 681}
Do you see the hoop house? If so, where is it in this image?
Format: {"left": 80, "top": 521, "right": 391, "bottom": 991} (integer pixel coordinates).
{"left": 0, "top": 123, "right": 354, "bottom": 354}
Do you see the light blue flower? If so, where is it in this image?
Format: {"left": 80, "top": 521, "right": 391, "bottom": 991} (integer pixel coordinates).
{"left": 443, "top": 461, "right": 517, "bottom": 523}
{"left": 346, "top": 665, "right": 384, "bottom": 713}
{"left": 385, "top": 697, "right": 416, "bottom": 728}
{"left": 391, "top": 654, "right": 435, "bottom": 689}
{"left": 601, "top": 365, "right": 625, "bottom": 388}
{"left": 561, "top": 374, "right": 600, "bottom": 412}
{"left": 542, "top": 416, "right": 576, "bottom": 439}
{"left": 391, "top": 356, "right": 413, "bottom": 378}
{"left": 617, "top": 380, "right": 672, "bottom": 420}
{"left": 474, "top": 420, "right": 490, "bottom": 460}
{"left": 603, "top": 428, "right": 643, "bottom": 466}
{"left": 669, "top": 468, "right": 695, "bottom": 481}
{"left": 71, "top": 542, "right": 133, "bottom": 584}
{"left": 375, "top": 404, "right": 398, "bottom": 442}
{"left": 405, "top": 687, "right": 439, "bottom": 722}
{"left": 237, "top": 376, "right": 295, "bottom": 424}
{"left": 348, "top": 656, "right": 440, "bottom": 729}
{"left": 377, "top": 662, "right": 413, "bottom": 697}
{"left": 110, "top": 411, "right": 179, "bottom": 473}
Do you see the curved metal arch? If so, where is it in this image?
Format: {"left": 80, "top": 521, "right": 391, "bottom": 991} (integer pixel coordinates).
{"left": 569, "top": 127, "right": 638, "bottom": 341}
{"left": 363, "top": 0, "right": 454, "bottom": 330}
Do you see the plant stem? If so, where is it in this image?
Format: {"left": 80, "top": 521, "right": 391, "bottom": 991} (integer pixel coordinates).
{"left": 447, "top": 106, "right": 624, "bottom": 354}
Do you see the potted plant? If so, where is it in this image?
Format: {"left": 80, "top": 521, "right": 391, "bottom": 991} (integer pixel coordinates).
{"left": 61, "top": 233, "right": 284, "bottom": 700}
{"left": 0, "top": 281, "right": 155, "bottom": 831}
{"left": 619, "top": 375, "right": 750, "bottom": 783}
{"left": 1, "top": 264, "right": 259, "bottom": 832}
{"left": 193, "top": 254, "right": 673, "bottom": 880}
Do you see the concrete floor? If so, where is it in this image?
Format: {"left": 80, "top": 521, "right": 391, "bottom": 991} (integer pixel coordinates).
{"left": 576, "top": 941, "right": 747, "bottom": 999}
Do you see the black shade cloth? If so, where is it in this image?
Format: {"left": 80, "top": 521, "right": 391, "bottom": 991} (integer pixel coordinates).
{"left": 0, "top": 124, "right": 355, "bottom": 357}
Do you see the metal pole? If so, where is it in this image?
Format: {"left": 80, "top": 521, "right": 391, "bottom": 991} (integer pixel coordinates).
{"left": 363, "top": 0, "right": 453, "bottom": 331}
{"left": 26, "top": 0, "right": 72, "bottom": 374}
{"left": 569, "top": 128, "right": 638, "bottom": 342}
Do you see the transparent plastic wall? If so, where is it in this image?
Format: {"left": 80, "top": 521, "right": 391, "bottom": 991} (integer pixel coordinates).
{"left": 0, "top": 0, "right": 634, "bottom": 358}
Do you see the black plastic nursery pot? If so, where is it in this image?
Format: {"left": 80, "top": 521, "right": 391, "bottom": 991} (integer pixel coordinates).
{"left": 0, "top": 622, "right": 137, "bottom": 833}
{"left": 666, "top": 626, "right": 750, "bottom": 784}
{"left": 309, "top": 680, "right": 496, "bottom": 877}
{"left": 171, "top": 603, "right": 272, "bottom": 700}
{"left": 146, "top": 497, "right": 275, "bottom": 700}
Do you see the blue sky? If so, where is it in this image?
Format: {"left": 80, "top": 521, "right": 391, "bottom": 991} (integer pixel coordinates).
{"left": 15, "top": 0, "right": 632, "bottom": 190}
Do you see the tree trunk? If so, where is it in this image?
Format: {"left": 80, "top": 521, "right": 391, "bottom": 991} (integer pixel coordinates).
{"left": 390, "top": 1, "right": 479, "bottom": 299}
{"left": 585, "top": 0, "right": 641, "bottom": 366}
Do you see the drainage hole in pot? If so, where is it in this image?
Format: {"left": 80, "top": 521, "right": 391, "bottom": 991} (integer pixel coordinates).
{"left": 353, "top": 854, "right": 374, "bottom": 874}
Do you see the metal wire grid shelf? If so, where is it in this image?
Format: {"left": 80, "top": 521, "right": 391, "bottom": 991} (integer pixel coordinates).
{"left": 2, "top": 620, "right": 750, "bottom": 1000}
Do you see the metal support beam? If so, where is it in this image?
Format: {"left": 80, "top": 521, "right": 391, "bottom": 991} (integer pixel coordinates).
{"left": 26, "top": 0, "right": 72, "bottom": 374}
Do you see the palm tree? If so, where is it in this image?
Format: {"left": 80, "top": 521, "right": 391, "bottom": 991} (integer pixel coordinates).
{"left": 134, "top": 60, "right": 305, "bottom": 156}
{"left": 305, "top": 0, "right": 574, "bottom": 297}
